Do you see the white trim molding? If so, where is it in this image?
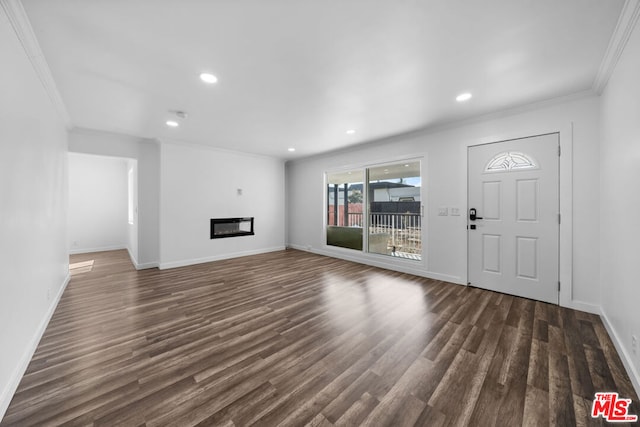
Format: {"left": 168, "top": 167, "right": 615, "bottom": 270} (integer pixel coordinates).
{"left": 0, "top": 273, "right": 71, "bottom": 421}
{"left": 69, "top": 245, "right": 127, "bottom": 255}
{"left": 0, "top": 0, "right": 72, "bottom": 127}
{"left": 289, "top": 244, "right": 463, "bottom": 285}
{"left": 127, "top": 247, "right": 159, "bottom": 270}
{"left": 593, "top": 0, "right": 640, "bottom": 94}
{"left": 135, "top": 261, "right": 160, "bottom": 270}
{"left": 159, "top": 246, "right": 287, "bottom": 270}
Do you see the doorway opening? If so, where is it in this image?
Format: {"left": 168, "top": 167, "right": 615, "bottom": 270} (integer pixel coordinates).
{"left": 68, "top": 153, "right": 138, "bottom": 266}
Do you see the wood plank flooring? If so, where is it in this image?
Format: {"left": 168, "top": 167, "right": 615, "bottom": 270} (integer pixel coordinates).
{"left": 2, "top": 249, "right": 638, "bottom": 426}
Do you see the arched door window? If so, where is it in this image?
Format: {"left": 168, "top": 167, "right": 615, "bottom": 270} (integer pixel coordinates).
{"left": 484, "top": 151, "right": 538, "bottom": 173}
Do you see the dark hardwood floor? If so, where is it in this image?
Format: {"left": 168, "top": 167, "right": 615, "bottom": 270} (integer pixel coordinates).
{"left": 2, "top": 249, "right": 638, "bottom": 426}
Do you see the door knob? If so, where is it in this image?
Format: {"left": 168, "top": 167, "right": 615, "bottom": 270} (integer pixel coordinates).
{"left": 469, "top": 208, "right": 483, "bottom": 221}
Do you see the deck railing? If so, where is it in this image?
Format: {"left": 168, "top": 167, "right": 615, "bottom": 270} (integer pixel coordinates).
{"left": 342, "top": 212, "right": 422, "bottom": 255}
{"left": 346, "top": 212, "right": 364, "bottom": 227}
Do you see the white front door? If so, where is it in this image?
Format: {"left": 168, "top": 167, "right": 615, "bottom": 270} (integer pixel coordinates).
{"left": 467, "top": 133, "right": 559, "bottom": 304}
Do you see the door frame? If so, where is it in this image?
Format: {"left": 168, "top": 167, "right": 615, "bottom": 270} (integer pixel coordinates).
{"left": 466, "top": 133, "right": 560, "bottom": 305}
{"left": 464, "top": 123, "right": 585, "bottom": 312}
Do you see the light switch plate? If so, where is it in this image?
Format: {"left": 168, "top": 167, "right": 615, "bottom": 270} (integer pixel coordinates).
{"left": 451, "top": 207, "right": 460, "bottom": 216}
{"left": 438, "top": 207, "right": 448, "bottom": 216}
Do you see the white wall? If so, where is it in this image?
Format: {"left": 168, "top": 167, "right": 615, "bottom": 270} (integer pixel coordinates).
{"left": 68, "top": 153, "right": 128, "bottom": 253}
{"left": 69, "top": 128, "right": 160, "bottom": 268}
{"left": 287, "top": 95, "right": 601, "bottom": 311}
{"left": 69, "top": 130, "right": 287, "bottom": 270}
{"left": 159, "top": 142, "right": 286, "bottom": 268}
{"left": 0, "top": 9, "right": 69, "bottom": 420}
{"left": 599, "top": 20, "right": 640, "bottom": 393}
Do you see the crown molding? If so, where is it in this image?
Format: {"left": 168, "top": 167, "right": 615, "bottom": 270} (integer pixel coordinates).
{"left": 593, "top": 0, "right": 640, "bottom": 94}
{"left": 290, "top": 88, "right": 598, "bottom": 165}
{"left": 1, "top": 0, "right": 72, "bottom": 128}
{"left": 159, "top": 135, "right": 284, "bottom": 162}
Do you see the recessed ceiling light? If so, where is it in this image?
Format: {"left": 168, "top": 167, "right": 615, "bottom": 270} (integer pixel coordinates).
{"left": 346, "top": 129, "right": 356, "bottom": 135}
{"left": 288, "top": 148, "right": 295, "bottom": 152}
{"left": 200, "top": 73, "right": 218, "bottom": 84}
{"left": 404, "top": 164, "right": 409, "bottom": 167}
{"left": 166, "top": 120, "right": 179, "bottom": 127}
{"left": 456, "top": 92, "right": 472, "bottom": 102}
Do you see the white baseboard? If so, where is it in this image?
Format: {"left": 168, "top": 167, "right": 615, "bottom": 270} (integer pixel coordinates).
{"left": 126, "top": 246, "right": 138, "bottom": 267}
{"left": 600, "top": 308, "right": 640, "bottom": 398}
{"left": 125, "top": 247, "right": 158, "bottom": 270}
{"left": 564, "top": 299, "right": 601, "bottom": 315}
{"left": 287, "top": 244, "right": 463, "bottom": 285}
{"left": 133, "top": 260, "right": 159, "bottom": 270}
{"left": 69, "top": 244, "right": 126, "bottom": 255}
{"left": 158, "top": 246, "right": 287, "bottom": 270}
{"left": 0, "top": 273, "right": 70, "bottom": 422}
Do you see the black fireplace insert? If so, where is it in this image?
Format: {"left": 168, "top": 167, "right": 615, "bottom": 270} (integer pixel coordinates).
{"left": 210, "top": 217, "right": 254, "bottom": 239}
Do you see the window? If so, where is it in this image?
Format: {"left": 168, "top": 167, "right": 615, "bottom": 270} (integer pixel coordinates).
{"left": 326, "top": 160, "right": 423, "bottom": 261}
{"left": 127, "top": 167, "right": 134, "bottom": 225}
{"left": 484, "top": 151, "right": 537, "bottom": 173}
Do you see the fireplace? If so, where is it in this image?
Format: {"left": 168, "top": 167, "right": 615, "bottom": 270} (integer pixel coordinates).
{"left": 210, "top": 217, "right": 254, "bottom": 239}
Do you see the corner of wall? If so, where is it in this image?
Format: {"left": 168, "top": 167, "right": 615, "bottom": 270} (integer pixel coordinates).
{"left": 127, "top": 246, "right": 159, "bottom": 270}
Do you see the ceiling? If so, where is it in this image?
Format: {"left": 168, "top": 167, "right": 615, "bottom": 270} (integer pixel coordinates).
{"left": 21, "top": 0, "right": 624, "bottom": 159}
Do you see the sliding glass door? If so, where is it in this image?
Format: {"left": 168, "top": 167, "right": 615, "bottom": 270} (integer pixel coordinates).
{"left": 326, "top": 160, "right": 422, "bottom": 261}
{"left": 367, "top": 161, "right": 421, "bottom": 260}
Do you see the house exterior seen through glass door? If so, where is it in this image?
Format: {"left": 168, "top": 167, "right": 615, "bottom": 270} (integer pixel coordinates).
{"left": 367, "top": 161, "right": 422, "bottom": 260}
